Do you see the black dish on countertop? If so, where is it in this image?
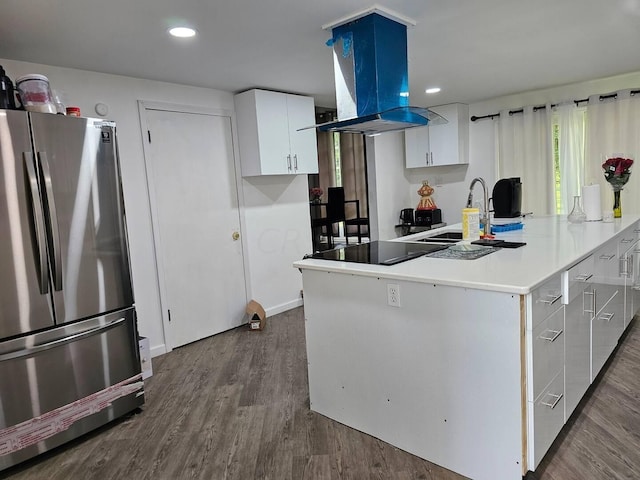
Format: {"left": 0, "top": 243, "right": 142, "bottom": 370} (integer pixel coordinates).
{"left": 471, "top": 239, "right": 526, "bottom": 248}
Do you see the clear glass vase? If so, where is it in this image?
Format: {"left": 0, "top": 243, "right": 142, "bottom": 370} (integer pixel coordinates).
{"left": 567, "top": 195, "right": 586, "bottom": 223}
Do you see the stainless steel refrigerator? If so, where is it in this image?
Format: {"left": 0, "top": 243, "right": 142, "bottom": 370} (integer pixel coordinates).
{"left": 0, "top": 110, "right": 144, "bottom": 471}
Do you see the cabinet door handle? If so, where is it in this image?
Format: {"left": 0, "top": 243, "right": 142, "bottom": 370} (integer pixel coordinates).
{"left": 540, "top": 392, "right": 563, "bottom": 409}
{"left": 430, "top": 152, "right": 434, "bottom": 165}
{"left": 425, "top": 152, "right": 429, "bottom": 165}
{"left": 599, "top": 254, "right": 616, "bottom": 260}
{"left": 293, "top": 154, "right": 298, "bottom": 171}
{"left": 598, "top": 312, "right": 614, "bottom": 322}
{"left": 583, "top": 290, "right": 595, "bottom": 314}
{"left": 538, "top": 293, "right": 562, "bottom": 305}
{"left": 574, "top": 273, "right": 593, "bottom": 282}
{"left": 287, "top": 154, "right": 292, "bottom": 172}
{"left": 539, "top": 329, "right": 563, "bottom": 342}
{"left": 620, "top": 257, "right": 630, "bottom": 277}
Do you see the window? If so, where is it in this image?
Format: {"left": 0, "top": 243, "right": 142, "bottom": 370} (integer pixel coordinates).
{"left": 552, "top": 123, "right": 562, "bottom": 214}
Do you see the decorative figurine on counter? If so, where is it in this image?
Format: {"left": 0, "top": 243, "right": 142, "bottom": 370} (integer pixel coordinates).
{"left": 417, "top": 180, "right": 437, "bottom": 210}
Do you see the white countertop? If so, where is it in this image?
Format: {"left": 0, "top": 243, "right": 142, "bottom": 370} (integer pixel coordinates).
{"left": 294, "top": 215, "right": 640, "bottom": 294}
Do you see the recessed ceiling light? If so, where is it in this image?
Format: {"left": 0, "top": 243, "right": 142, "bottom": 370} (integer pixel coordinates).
{"left": 425, "top": 87, "right": 441, "bottom": 94}
{"left": 169, "top": 27, "right": 197, "bottom": 38}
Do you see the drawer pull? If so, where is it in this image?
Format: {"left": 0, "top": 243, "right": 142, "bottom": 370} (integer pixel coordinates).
{"left": 538, "top": 293, "right": 562, "bottom": 305}
{"left": 598, "top": 312, "right": 614, "bottom": 322}
{"left": 634, "top": 229, "right": 640, "bottom": 234}
{"left": 620, "top": 238, "right": 635, "bottom": 243}
{"left": 539, "top": 329, "right": 563, "bottom": 342}
{"left": 540, "top": 392, "right": 563, "bottom": 409}
{"left": 599, "top": 254, "right": 616, "bottom": 260}
{"left": 574, "top": 273, "right": 593, "bottom": 282}
{"left": 583, "top": 290, "right": 595, "bottom": 314}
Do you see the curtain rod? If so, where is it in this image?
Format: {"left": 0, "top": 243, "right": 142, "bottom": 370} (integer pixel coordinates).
{"left": 470, "top": 89, "right": 640, "bottom": 122}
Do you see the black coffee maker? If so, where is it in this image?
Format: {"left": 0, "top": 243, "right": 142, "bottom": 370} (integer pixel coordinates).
{"left": 492, "top": 178, "right": 522, "bottom": 218}
{"left": 399, "top": 208, "right": 414, "bottom": 225}
{"left": 0, "top": 66, "right": 17, "bottom": 110}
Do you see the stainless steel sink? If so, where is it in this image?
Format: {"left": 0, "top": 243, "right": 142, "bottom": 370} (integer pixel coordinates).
{"left": 429, "top": 231, "right": 463, "bottom": 240}
{"left": 417, "top": 231, "right": 463, "bottom": 243}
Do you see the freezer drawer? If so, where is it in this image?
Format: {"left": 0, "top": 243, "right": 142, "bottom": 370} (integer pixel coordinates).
{"left": 0, "top": 308, "right": 144, "bottom": 471}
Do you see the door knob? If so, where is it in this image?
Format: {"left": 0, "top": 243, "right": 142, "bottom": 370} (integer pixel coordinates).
{"left": 232, "top": 231, "right": 240, "bottom": 241}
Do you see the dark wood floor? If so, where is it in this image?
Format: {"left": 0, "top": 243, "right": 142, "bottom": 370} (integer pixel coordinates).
{"left": 1, "top": 307, "right": 639, "bottom": 480}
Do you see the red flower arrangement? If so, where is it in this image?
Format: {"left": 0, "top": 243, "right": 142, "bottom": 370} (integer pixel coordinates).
{"left": 602, "top": 156, "right": 633, "bottom": 218}
{"left": 602, "top": 156, "right": 633, "bottom": 191}
{"left": 309, "top": 187, "right": 323, "bottom": 201}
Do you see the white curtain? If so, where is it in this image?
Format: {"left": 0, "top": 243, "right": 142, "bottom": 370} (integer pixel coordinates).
{"left": 497, "top": 106, "right": 554, "bottom": 215}
{"left": 556, "top": 103, "right": 586, "bottom": 214}
{"left": 585, "top": 90, "right": 640, "bottom": 215}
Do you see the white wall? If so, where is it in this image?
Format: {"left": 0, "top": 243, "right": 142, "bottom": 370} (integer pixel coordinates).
{"left": 1, "top": 59, "right": 310, "bottom": 356}
{"left": 241, "top": 175, "right": 310, "bottom": 313}
{"left": 366, "top": 133, "right": 408, "bottom": 241}
{"left": 369, "top": 70, "right": 640, "bottom": 236}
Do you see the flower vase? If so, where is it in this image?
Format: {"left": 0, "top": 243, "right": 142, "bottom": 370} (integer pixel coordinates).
{"left": 613, "top": 189, "right": 622, "bottom": 218}
{"left": 567, "top": 195, "right": 586, "bottom": 223}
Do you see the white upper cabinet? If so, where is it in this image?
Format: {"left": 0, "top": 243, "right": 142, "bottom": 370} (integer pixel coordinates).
{"left": 404, "top": 103, "right": 469, "bottom": 168}
{"left": 234, "top": 89, "right": 318, "bottom": 176}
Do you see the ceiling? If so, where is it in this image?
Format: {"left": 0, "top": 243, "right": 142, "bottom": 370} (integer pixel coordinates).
{"left": 2, "top": 0, "right": 640, "bottom": 108}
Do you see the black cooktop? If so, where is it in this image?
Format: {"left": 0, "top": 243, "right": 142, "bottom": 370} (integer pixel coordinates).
{"left": 311, "top": 240, "right": 448, "bottom": 265}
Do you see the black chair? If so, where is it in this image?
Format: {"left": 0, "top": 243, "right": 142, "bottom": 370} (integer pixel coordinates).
{"left": 310, "top": 202, "right": 334, "bottom": 250}
{"left": 327, "top": 187, "right": 369, "bottom": 244}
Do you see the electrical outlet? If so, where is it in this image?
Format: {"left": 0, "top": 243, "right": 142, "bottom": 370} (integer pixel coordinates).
{"left": 387, "top": 283, "right": 401, "bottom": 307}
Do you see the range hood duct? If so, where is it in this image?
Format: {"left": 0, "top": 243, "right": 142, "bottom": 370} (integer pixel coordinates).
{"left": 316, "top": 8, "right": 446, "bottom": 136}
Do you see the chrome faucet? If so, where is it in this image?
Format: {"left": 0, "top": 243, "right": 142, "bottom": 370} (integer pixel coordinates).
{"left": 466, "top": 177, "right": 491, "bottom": 237}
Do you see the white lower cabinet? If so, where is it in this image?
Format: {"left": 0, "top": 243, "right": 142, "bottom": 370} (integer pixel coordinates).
{"left": 529, "top": 226, "right": 636, "bottom": 469}
{"left": 618, "top": 225, "right": 640, "bottom": 329}
{"left": 591, "top": 290, "right": 623, "bottom": 380}
{"left": 530, "top": 274, "right": 563, "bottom": 325}
{"left": 530, "top": 306, "right": 564, "bottom": 402}
{"left": 564, "top": 287, "right": 592, "bottom": 419}
{"left": 563, "top": 255, "right": 593, "bottom": 420}
{"left": 527, "top": 276, "right": 565, "bottom": 469}
{"left": 591, "top": 239, "right": 624, "bottom": 381}
{"left": 530, "top": 371, "right": 565, "bottom": 468}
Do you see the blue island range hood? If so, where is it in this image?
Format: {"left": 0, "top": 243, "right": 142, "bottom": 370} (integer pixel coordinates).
{"left": 316, "top": 7, "right": 446, "bottom": 136}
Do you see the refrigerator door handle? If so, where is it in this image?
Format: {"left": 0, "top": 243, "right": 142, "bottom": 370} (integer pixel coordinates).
{"left": 23, "top": 152, "right": 49, "bottom": 294}
{"left": 0, "top": 317, "right": 126, "bottom": 362}
{"left": 37, "top": 151, "right": 63, "bottom": 291}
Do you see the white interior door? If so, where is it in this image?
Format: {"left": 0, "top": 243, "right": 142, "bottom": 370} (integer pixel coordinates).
{"left": 143, "top": 106, "right": 247, "bottom": 348}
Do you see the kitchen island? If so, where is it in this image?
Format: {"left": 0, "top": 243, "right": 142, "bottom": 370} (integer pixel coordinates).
{"left": 294, "top": 215, "right": 640, "bottom": 480}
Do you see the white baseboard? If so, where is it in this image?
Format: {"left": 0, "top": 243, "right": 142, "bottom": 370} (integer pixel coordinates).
{"left": 265, "top": 298, "right": 303, "bottom": 317}
{"left": 150, "top": 343, "right": 168, "bottom": 358}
